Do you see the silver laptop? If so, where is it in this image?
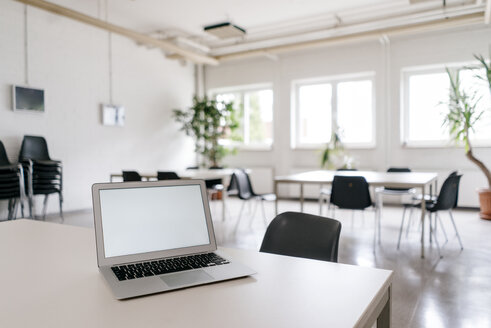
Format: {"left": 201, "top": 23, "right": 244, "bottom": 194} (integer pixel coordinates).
{"left": 92, "top": 179, "right": 255, "bottom": 299}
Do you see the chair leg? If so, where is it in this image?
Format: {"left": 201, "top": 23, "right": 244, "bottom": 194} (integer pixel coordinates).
{"left": 7, "top": 199, "right": 14, "bottom": 220}
{"left": 42, "top": 195, "right": 49, "bottom": 220}
{"left": 249, "top": 199, "right": 259, "bottom": 228}
{"left": 59, "top": 193, "right": 64, "bottom": 223}
{"left": 234, "top": 201, "right": 247, "bottom": 233}
{"left": 430, "top": 219, "right": 443, "bottom": 259}
{"left": 429, "top": 212, "right": 433, "bottom": 245}
{"left": 319, "top": 195, "right": 323, "bottom": 216}
{"left": 436, "top": 212, "right": 448, "bottom": 244}
{"left": 406, "top": 207, "right": 415, "bottom": 237}
{"left": 397, "top": 207, "right": 407, "bottom": 250}
{"left": 12, "top": 199, "right": 19, "bottom": 220}
{"left": 448, "top": 210, "right": 464, "bottom": 250}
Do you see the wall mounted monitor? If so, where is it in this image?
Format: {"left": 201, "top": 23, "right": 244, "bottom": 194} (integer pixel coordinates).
{"left": 12, "top": 85, "right": 45, "bottom": 112}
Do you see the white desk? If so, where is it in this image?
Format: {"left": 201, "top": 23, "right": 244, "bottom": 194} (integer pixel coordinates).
{"left": 0, "top": 220, "right": 393, "bottom": 328}
{"left": 275, "top": 170, "right": 438, "bottom": 258}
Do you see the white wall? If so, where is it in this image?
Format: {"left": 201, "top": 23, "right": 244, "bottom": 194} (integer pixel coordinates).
{"left": 205, "top": 24, "right": 491, "bottom": 207}
{"left": 0, "top": 1, "right": 195, "bottom": 216}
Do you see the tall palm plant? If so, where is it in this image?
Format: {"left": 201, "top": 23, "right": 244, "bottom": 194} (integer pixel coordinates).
{"left": 444, "top": 55, "right": 491, "bottom": 188}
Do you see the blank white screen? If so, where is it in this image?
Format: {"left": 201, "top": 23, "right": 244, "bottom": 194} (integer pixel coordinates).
{"left": 100, "top": 184, "right": 210, "bottom": 258}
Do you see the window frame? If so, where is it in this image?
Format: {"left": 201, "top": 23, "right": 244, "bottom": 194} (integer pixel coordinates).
{"left": 291, "top": 72, "right": 376, "bottom": 150}
{"left": 401, "top": 62, "right": 491, "bottom": 148}
{"left": 209, "top": 83, "right": 274, "bottom": 151}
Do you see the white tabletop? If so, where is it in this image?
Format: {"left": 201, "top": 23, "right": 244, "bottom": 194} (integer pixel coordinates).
{"left": 0, "top": 220, "right": 392, "bottom": 328}
{"left": 275, "top": 170, "right": 437, "bottom": 188}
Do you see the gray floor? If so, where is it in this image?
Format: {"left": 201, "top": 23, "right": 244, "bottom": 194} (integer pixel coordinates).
{"left": 37, "top": 197, "right": 491, "bottom": 328}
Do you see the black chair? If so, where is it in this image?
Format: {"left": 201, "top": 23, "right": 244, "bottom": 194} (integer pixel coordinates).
{"left": 122, "top": 171, "right": 142, "bottom": 182}
{"left": 319, "top": 168, "right": 358, "bottom": 215}
{"left": 0, "top": 141, "right": 26, "bottom": 220}
{"left": 398, "top": 174, "right": 463, "bottom": 257}
{"left": 157, "top": 171, "right": 180, "bottom": 180}
{"left": 399, "top": 171, "right": 459, "bottom": 243}
{"left": 329, "top": 175, "right": 380, "bottom": 247}
{"left": 260, "top": 212, "right": 342, "bottom": 263}
{"left": 374, "top": 167, "right": 416, "bottom": 213}
{"left": 228, "top": 169, "right": 276, "bottom": 230}
{"left": 18, "top": 136, "right": 63, "bottom": 221}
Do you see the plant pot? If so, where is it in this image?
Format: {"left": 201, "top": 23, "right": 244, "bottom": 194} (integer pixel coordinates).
{"left": 478, "top": 188, "right": 491, "bottom": 220}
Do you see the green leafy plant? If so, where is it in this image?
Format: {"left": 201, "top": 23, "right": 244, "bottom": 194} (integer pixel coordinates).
{"left": 173, "top": 96, "right": 239, "bottom": 167}
{"left": 444, "top": 54, "right": 491, "bottom": 188}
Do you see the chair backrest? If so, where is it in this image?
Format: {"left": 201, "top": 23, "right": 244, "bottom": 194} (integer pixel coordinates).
{"left": 387, "top": 167, "right": 411, "bottom": 173}
{"left": 209, "top": 166, "right": 223, "bottom": 170}
{"left": 330, "top": 176, "right": 372, "bottom": 210}
{"left": 447, "top": 171, "right": 458, "bottom": 207}
{"left": 228, "top": 169, "right": 255, "bottom": 200}
{"left": 122, "top": 171, "right": 142, "bottom": 182}
{"left": 337, "top": 168, "right": 357, "bottom": 171}
{"left": 157, "top": 171, "right": 180, "bottom": 180}
{"left": 19, "top": 135, "right": 52, "bottom": 161}
{"left": 186, "top": 166, "right": 199, "bottom": 170}
{"left": 385, "top": 167, "right": 411, "bottom": 191}
{"left": 433, "top": 174, "right": 462, "bottom": 211}
{"left": 0, "top": 141, "right": 11, "bottom": 166}
{"left": 260, "top": 212, "right": 342, "bottom": 263}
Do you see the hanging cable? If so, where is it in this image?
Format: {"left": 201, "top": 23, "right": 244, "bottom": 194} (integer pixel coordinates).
{"left": 105, "top": 0, "right": 113, "bottom": 104}
{"left": 24, "top": 4, "right": 29, "bottom": 85}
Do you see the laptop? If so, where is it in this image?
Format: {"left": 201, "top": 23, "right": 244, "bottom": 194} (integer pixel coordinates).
{"left": 92, "top": 179, "right": 255, "bottom": 299}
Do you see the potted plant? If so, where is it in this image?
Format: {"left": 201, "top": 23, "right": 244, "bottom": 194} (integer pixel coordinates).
{"left": 320, "top": 131, "right": 354, "bottom": 169}
{"left": 173, "top": 95, "right": 239, "bottom": 168}
{"left": 444, "top": 54, "right": 491, "bottom": 219}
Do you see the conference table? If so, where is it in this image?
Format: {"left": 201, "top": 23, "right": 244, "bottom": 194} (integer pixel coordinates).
{"left": 0, "top": 220, "right": 393, "bottom": 328}
{"left": 274, "top": 170, "right": 438, "bottom": 258}
{"left": 110, "top": 169, "right": 237, "bottom": 221}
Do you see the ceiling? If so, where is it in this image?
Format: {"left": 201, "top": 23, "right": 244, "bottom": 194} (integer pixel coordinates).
{"left": 31, "top": 0, "right": 488, "bottom": 63}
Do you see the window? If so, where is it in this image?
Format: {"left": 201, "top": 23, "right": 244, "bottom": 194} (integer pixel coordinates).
{"left": 292, "top": 74, "right": 375, "bottom": 148}
{"left": 402, "top": 65, "right": 491, "bottom": 146}
{"left": 212, "top": 85, "right": 273, "bottom": 148}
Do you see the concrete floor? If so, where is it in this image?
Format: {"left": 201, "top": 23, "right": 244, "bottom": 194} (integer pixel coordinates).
{"left": 37, "top": 197, "right": 491, "bottom": 328}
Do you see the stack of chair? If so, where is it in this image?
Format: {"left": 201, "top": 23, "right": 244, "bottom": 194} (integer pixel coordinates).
{"left": 18, "top": 136, "right": 63, "bottom": 221}
{"left": 0, "top": 141, "right": 25, "bottom": 220}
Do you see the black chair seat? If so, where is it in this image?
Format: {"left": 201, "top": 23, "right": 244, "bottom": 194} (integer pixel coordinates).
{"left": 260, "top": 212, "right": 342, "bottom": 263}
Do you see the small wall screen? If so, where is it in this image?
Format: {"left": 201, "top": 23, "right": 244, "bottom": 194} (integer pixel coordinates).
{"left": 13, "top": 85, "right": 45, "bottom": 112}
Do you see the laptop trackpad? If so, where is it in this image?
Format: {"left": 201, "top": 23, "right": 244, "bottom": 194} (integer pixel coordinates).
{"left": 161, "top": 270, "right": 213, "bottom": 288}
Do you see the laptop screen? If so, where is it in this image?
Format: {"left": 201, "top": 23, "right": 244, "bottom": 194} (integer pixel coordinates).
{"left": 99, "top": 184, "right": 210, "bottom": 258}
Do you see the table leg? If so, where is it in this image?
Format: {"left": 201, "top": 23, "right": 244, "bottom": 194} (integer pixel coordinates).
{"left": 420, "top": 185, "right": 426, "bottom": 259}
{"left": 222, "top": 189, "right": 226, "bottom": 221}
{"left": 274, "top": 181, "right": 278, "bottom": 215}
{"left": 300, "top": 183, "right": 304, "bottom": 212}
{"left": 376, "top": 285, "right": 391, "bottom": 328}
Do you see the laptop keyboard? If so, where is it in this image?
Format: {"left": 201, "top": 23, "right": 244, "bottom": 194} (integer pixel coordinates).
{"left": 111, "top": 253, "right": 230, "bottom": 281}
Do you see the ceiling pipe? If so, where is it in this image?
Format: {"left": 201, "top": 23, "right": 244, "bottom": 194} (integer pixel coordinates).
{"left": 212, "top": 4, "right": 485, "bottom": 56}
{"left": 216, "top": 13, "right": 484, "bottom": 62}
{"left": 14, "top": 0, "right": 219, "bottom": 66}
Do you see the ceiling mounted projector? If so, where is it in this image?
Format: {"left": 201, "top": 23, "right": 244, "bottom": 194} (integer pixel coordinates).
{"left": 204, "top": 22, "right": 246, "bottom": 39}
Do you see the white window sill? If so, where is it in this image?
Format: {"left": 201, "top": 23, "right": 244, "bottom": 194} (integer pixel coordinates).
{"left": 292, "top": 143, "right": 376, "bottom": 150}
{"left": 402, "top": 141, "right": 491, "bottom": 149}
{"left": 227, "top": 144, "right": 273, "bottom": 152}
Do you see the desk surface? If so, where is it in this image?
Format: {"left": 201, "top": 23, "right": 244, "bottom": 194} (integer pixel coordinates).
{"left": 275, "top": 170, "right": 437, "bottom": 188}
{"left": 0, "top": 220, "right": 392, "bottom": 328}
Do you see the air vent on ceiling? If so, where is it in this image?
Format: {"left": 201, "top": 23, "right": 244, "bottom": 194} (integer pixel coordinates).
{"left": 204, "top": 22, "right": 246, "bottom": 39}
